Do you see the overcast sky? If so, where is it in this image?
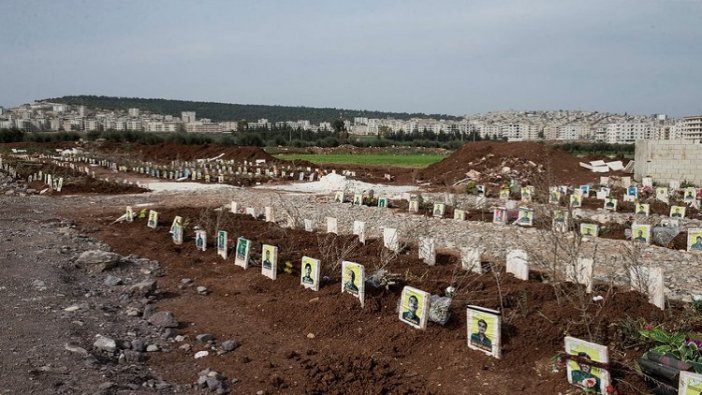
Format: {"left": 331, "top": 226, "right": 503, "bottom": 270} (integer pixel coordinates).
{"left": 1, "top": 0, "right": 701, "bottom": 116}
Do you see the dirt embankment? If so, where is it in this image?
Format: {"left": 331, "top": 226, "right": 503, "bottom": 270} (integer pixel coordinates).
{"left": 420, "top": 141, "right": 627, "bottom": 187}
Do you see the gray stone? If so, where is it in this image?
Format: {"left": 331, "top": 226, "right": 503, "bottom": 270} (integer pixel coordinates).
{"left": 196, "top": 286, "right": 209, "bottom": 295}
{"left": 93, "top": 335, "right": 117, "bottom": 353}
{"left": 221, "top": 340, "right": 240, "bottom": 352}
{"left": 146, "top": 344, "right": 160, "bottom": 352}
{"left": 122, "top": 350, "right": 146, "bottom": 363}
{"left": 104, "top": 274, "right": 122, "bottom": 286}
{"left": 147, "top": 311, "right": 178, "bottom": 328}
{"left": 75, "top": 250, "right": 120, "bottom": 273}
{"left": 129, "top": 279, "right": 157, "bottom": 297}
{"left": 196, "top": 333, "right": 215, "bottom": 342}
{"left": 131, "top": 339, "right": 146, "bottom": 352}
{"left": 64, "top": 343, "right": 89, "bottom": 357}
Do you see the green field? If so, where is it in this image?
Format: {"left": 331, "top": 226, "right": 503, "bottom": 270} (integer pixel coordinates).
{"left": 274, "top": 153, "right": 446, "bottom": 168}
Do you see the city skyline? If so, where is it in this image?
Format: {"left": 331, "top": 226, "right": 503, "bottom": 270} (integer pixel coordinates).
{"left": 1, "top": 0, "right": 701, "bottom": 116}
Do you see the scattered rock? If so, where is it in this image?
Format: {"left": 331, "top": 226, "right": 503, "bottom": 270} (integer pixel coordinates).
{"left": 147, "top": 311, "right": 178, "bottom": 328}
{"left": 75, "top": 250, "right": 120, "bottom": 273}
{"left": 306, "top": 333, "right": 315, "bottom": 339}
{"left": 129, "top": 279, "right": 157, "bottom": 297}
{"left": 93, "top": 335, "right": 117, "bottom": 353}
{"left": 104, "top": 274, "right": 122, "bottom": 286}
{"left": 194, "top": 350, "right": 209, "bottom": 359}
{"left": 32, "top": 279, "right": 47, "bottom": 291}
{"left": 221, "top": 340, "right": 240, "bottom": 352}
{"left": 197, "top": 286, "right": 209, "bottom": 295}
{"left": 146, "top": 344, "right": 160, "bottom": 352}
{"left": 64, "top": 343, "right": 89, "bottom": 357}
{"left": 196, "top": 333, "right": 215, "bottom": 343}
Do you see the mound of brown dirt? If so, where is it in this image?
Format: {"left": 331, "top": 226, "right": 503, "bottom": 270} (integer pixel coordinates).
{"left": 97, "top": 142, "right": 278, "bottom": 163}
{"left": 420, "top": 141, "right": 621, "bottom": 187}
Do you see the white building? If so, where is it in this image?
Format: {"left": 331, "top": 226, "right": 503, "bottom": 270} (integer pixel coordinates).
{"left": 181, "top": 111, "right": 196, "bottom": 123}
{"left": 680, "top": 116, "right": 702, "bottom": 140}
{"left": 604, "top": 122, "right": 655, "bottom": 144}
{"left": 128, "top": 108, "right": 140, "bottom": 117}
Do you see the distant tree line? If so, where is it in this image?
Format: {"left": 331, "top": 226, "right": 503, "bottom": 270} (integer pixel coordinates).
{"left": 44, "top": 95, "right": 463, "bottom": 124}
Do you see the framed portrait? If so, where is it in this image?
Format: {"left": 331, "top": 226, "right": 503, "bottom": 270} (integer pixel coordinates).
{"left": 216, "top": 230, "right": 228, "bottom": 260}
{"left": 353, "top": 220, "right": 366, "bottom": 244}
{"left": 493, "top": 207, "right": 507, "bottom": 224}
{"left": 261, "top": 244, "right": 278, "bottom": 280}
{"left": 683, "top": 187, "right": 697, "bottom": 203}
{"left": 635, "top": 202, "right": 650, "bottom": 216}
{"left": 408, "top": 200, "right": 419, "bottom": 213}
{"left": 234, "top": 237, "right": 250, "bottom": 269}
{"left": 353, "top": 193, "right": 363, "bottom": 206}
{"left": 516, "top": 207, "right": 533, "bottom": 227}
{"left": 603, "top": 198, "right": 617, "bottom": 211}
{"left": 626, "top": 186, "right": 638, "bottom": 198}
{"left": 670, "top": 205, "right": 686, "bottom": 219}
{"left": 432, "top": 203, "right": 445, "bottom": 217}
{"left": 476, "top": 185, "right": 485, "bottom": 196}
{"left": 453, "top": 209, "right": 466, "bottom": 221}
{"left": 499, "top": 188, "right": 510, "bottom": 201}
{"left": 579, "top": 185, "right": 590, "bottom": 197}
{"left": 631, "top": 224, "right": 651, "bottom": 244}
{"left": 580, "top": 223, "right": 599, "bottom": 238}
{"left": 195, "top": 229, "right": 207, "bottom": 252}
{"left": 520, "top": 187, "right": 532, "bottom": 203}
{"left": 688, "top": 228, "right": 702, "bottom": 252}
{"left": 147, "top": 210, "right": 158, "bottom": 229}
{"left": 466, "top": 305, "right": 502, "bottom": 359}
{"left": 300, "top": 256, "right": 321, "bottom": 291}
{"left": 552, "top": 209, "right": 569, "bottom": 233}
{"left": 341, "top": 261, "right": 365, "bottom": 307}
{"left": 398, "top": 286, "right": 429, "bottom": 330}
{"left": 679, "top": 371, "right": 702, "bottom": 395}
{"left": 334, "top": 191, "right": 344, "bottom": 203}
{"left": 564, "top": 336, "right": 610, "bottom": 395}
{"left": 170, "top": 216, "right": 183, "bottom": 245}
{"left": 570, "top": 194, "right": 582, "bottom": 208}
{"left": 125, "top": 206, "right": 134, "bottom": 223}
{"left": 377, "top": 197, "right": 388, "bottom": 208}
{"left": 656, "top": 187, "right": 669, "bottom": 202}
{"left": 549, "top": 188, "right": 561, "bottom": 205}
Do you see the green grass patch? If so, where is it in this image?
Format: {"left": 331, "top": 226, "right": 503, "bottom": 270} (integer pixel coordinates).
{"left": 274, "top": 153, "right": 446, "bottom": 168}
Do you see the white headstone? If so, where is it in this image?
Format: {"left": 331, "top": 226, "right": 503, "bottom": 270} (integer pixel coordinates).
{"left": 418, "top": 237, "right": 436, "bottom": 266}
{"left": 383, "top": 227, "right": 399, "bottom": 252}
{"left": 629, "top": 266, "right": 665, "bottom": 310}
{"left": 326, "top": 217, "right": 338, "bottom": 234}
{"left": 566, "top": 257, "right": 594, "bottom": 293}
{"left": 352, "top": 220, "right": 365, "bottom": 244}
{"left": 461, "top": 247, "right": 484, "bottom": 274}
{"left": 265, "top": 207, "right": 274, "bottom": 223}
{"left": 506, "top": 250, "right": 529, "bottom": 281}
{"left": 304, "top": 219, "right": 314, "bottom": 232}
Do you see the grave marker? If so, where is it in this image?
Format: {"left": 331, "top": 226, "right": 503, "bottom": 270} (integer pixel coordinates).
{"left": 304, "top": 219, "right": 314, "bottom": 232}
{"left": 217, "top": 230, "right": 228, "bottom": 260}
{"left": 564, "top": 336, "right": 611, "bottom": 394}
{"left": 398, "top": 286, "right": 430, "bottom": 330}
{"left": 688, "top": 228, "right": 702, "bottom": 252}
{"left": 170, "top": 216, "right": 183, "bottom": 245}
{"left": 679, "top": 371, "right": 702, "bottom": 395}
{"left": 466, "top": 305, "right": 502, "bottom": 359}
{"left": 629, "top": 266, "right": 665, "bottom": 309}
{"left": 341, "top": 261, "right": 365, "bottom": 307}
{"left": 580, "top": 223, "right": 599, "bottom": 238}
{"left": 432, "top": 203, "right": 445, "bottom": 217}
{"left": 566, "top": 257, "right": 594, "bottom": 293}
{"left": 383, "top": 227, "right": 399, "bottom": 252}
{"left": 195, "top": 229, "right": 207, "bottom": 252}
{"left": 353, "top": 220, "right": 366, "bottom": 244}
{"left": 300, "top": 256, "right": 321, "bottom": 291}
{"left": 670, "top": 205, "right": 686, "bottom": 218}
{"left": 506, "top": 250, "right": 529, "bottom": 280}
{"left": 265, "top": 207, "right": 274, "bottom": 223}
{"left": 516, "top": 207, "right": 533, "bottom": 226}
{"left": 234, "top": 237, "right": 251, "bottom": 269}
{"left": 453, "top": 209, "right": 465, "bottom": 221}
{"left": 147, "top": 210, "right": 158, "bottom": 229}
{"left": 326, "top": 217, "right": 338, "bottom": 234}
{"left": 261, "top": 244, "right": 278, "bottom": 280}
{"left": 418, "top": 237, "right": 436, "bottom": 266}
{"left": 631, "top": 224, "right": 651, "bottom": 244}
{"left": 461, "top": 247, "right": 484, "bottom": 274}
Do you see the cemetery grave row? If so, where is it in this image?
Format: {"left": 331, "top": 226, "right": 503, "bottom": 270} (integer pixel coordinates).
{"left": 103, "top": 204, "right": 702, "bottom": 395}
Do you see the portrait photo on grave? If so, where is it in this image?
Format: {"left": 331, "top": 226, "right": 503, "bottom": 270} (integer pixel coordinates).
{"left": 353, "top": 220, "right": 366, "bottom": 244}
{"left": 631, "top": 224, "right": 651, "bottom": 244}
{"left": 235, "top": 237, "right": 250, "bottom": 268}
{"left": 466, "top": 305, "right": 501, "bottom": 358}
{"left": 453, "top": 209, "right": 465, "bottom": 221}
{"left": 564, "top": 336, "right": 610, "bottom": 395}
{"left": 679, "top": 371, "right": 702, "bottom": 395}
{"left": 195, "top": 230, "right": 207, "bottom": 251}
{"left": 604, "top": 198, "right": 617, "bottom": 211}
{"left": 493, "top": 207, "right": 507, "bottom": 224}
{"left": 549, "top": 189, "right": 561, "bottom": 204}
{"left": 552, "top": 209, "right": 569, "bottom": 232}
{"left": 353, "top": 194, "right": 363, "bottom": 205}
{"left": 432, "top": 203, "right": 445, "bottom": 217}
{"left": 520, "top": 187, "right": 532, "bottom": 202}
{"left": 147, "top": 210, "right": 158, "bottom": 229}
{"left": 378, "top": 197, "right": 388, "bottom": 208}
{"left": 688, "top": 229, "right": 702, "bottom": 252}
{"left": 217, "top": 230, "right": 228, "bottom": 259}
{"left": 627, "top": 186, "right": 638, "bottom": 198}
{"left": 580, "top": 185, "right": 590, "bottom": 196}
{"left": 398, "top": 286, "right": 429, "bottom": 330}
{"left": 580, "top": 223, "right": 599, "bottom": 238}
{"left": 341, "top": 261, "right": 365, "bottom": 306}
{"left": 670, "top": 206, "right": 686, "bottom": 218}
{"left": 334, "top": 191, "right": 344, "bottom": 203}
{"left": 635, "top": 203, "right": 650, "bottom": 216}
{"left": 684, "top": 187, "right": 697, "bottom": 203}
{"left": 261, "top": 244, "right": 278, "bottom": 280}
{"left": 300, "top": 256, "right": 321, "bottom": 291}
{"left": 570, "top": 194, "right": 582, "bottom": 208}
{"left": 517, "top": 207, "right": 533, "bottom": 226}
{"left": 408, "top": 200, "right": 419, "bottom": 213}
{"left": 126, "top": 206, "right": 134, "bottom": 223}
{"left": 499, "top": 188, "right": 510, "bottom": 200}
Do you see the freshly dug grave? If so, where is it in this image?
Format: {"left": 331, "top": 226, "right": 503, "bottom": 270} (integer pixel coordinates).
{"left": 94, "top": 142, "right": 290, "bottom": 165}
{"left": 73, "top": 206, "right": 700, "bottom": 395}
{"left": 420, "top": 141, "right": 627, "bottom": 187}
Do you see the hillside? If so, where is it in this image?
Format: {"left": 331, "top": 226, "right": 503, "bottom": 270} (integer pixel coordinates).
{"left": 44, "top": 95, "right": 462, "bottom": 123}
